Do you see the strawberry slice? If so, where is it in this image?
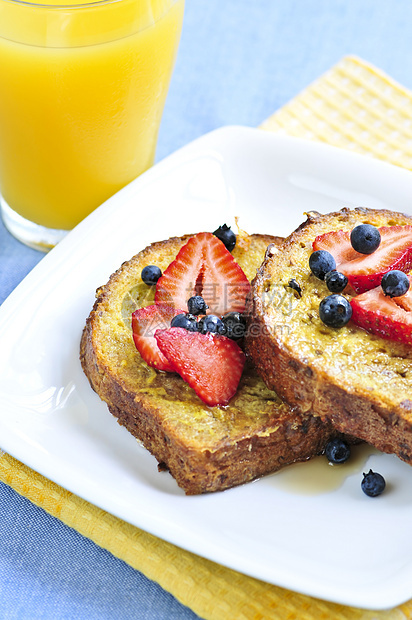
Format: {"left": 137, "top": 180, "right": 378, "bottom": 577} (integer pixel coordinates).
{"left": 350, "top": 285, "right": 412, "bottom": 345}
{"left": 131, "top": 304, "right": 184, "bottom": 372}
{"left": 394, "top": 278, "right": 412, "bottom": 312}
{"left": 313, "top": 230, "right": 359, "bottom": 265}
{"left": 313, "top": 225, "right": 412, "bottom": 293}
{"left": 155, "top": 232, "right": 250, "bottom": 315}
{"left": 155, "top": 327, "right": 245, "bottom": 406}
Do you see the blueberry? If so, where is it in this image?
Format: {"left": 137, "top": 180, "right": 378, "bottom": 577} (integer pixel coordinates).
{"left": 171, "top": 313, "right": 198, "bottom": 331}
{"left": 198, "top": 314, "right": 226, "bottom": 335}
{"left": 309, "top": 250, "right": 336, "bottom": 280}
{"left": 141, "top": 265, "right": 162, "bottom": 285}
{"left": 325, "top": 438, "right": 351, "bottom": 464}
{"left": 381, "top": 270, "right": 410, "bottom": 298}
{"left": 187, "top": 295, "right": 208, "bottom": 315}
{"left": 361, "top": 469, "right": 386, "bottom": 497}
{"left": 350, "top": 224, "right": 381, "bottom": 254}
{"left": 221, "top": 312, "right": 246, "bottom": 339}
{"left": 325, "top": 270, "right": 348, "bottom": 293}
{"left": 287, "top": 279, "right": 302, "bottom": 298}
{"left": 213, "top": 224, "right": 236, "bottom": 252}
{"left": 319, "top": 294, "right": 352, "bottom": 328}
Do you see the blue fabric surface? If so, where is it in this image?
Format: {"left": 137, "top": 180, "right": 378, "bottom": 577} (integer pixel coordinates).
{"left": 2, "top": 1, "right": 412, "bottom": 618}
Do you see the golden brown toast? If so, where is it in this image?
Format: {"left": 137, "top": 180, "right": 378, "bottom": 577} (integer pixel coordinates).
{"left": 80, "top": 232, "right": 340, "bottom": 494}
{"left": 246, "top": 207, "right": 412, "bottom": 464}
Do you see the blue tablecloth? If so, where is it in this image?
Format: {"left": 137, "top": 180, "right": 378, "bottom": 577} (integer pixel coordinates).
{"left": 2, "top": 1, "right": 412, "bottom": 618}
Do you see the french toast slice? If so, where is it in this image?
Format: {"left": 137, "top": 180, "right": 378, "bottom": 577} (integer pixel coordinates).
{"left": 80, "top": 232, "right": 339, "bottom": 494}
{"left": 246, "top": 207, "right": 412, "bottom": 465}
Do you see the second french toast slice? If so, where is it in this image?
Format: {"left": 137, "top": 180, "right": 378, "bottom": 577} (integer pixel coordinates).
{"left": 246, "top": 207, "right": 412, "bottom": 465}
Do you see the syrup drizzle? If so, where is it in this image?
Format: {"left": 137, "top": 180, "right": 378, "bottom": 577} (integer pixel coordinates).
{"left": 268, "top": 444, "right": 380, "bottom": 495}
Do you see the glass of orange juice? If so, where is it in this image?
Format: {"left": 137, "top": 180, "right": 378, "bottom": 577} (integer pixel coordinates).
{"left": 0, "top": 0, "right": 184, "bottom": 251}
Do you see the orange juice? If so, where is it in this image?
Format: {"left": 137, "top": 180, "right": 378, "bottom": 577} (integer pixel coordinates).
{"left": 0, "top": 0, "right": 184, "bottom": 231}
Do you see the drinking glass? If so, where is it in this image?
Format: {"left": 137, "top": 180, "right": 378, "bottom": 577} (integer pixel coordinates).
{"left": 0, "top": 0, "right": 184, "bottom": 251}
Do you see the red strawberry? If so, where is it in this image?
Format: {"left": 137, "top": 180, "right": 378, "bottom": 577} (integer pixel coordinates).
{"left": 131, "top": 304, "right": 184, "bottom": 372}
{"left": 154, "top": 327, "right": 245, "bottom": 406}
{"left": 313, "top": 230, "right": 358, "bottom": 265}
{"left": 155, "top": 232, "right": 250, "bottom": 315}
{"left": 350, "top": 285, "right": 412, "bottom": 345}
{"left": 313, "top": 225, "right": 412, "bottom": 293}
{"left": 394, "top": 279, "right": 412, "bottom": 312}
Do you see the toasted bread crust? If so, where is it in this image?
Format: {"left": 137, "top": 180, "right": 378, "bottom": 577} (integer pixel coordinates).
{"left": 246, "top": 208, "right": 412, "bottom": 463}
{"left": 80, "top": 232, "right": 338, "bottom": 494}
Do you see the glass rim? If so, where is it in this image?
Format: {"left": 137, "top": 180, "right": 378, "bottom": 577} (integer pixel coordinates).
{"left": 1, "top": 0, "right": 136, "bottom": 9}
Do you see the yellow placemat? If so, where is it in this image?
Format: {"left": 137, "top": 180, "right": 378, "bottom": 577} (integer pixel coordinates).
{"left": 261, "top": 55, "right": 412, "bottom": 169}
{"left": 3, "top": 55, "right": 412, "bottom": 620}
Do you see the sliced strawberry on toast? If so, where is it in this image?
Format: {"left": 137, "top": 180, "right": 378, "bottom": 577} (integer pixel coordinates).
{"left": 155, "top": 327, "right": 245, "bottom": 406}
{"left": 350, "top": 283, "right": 412, "bottom": 345}
{"left": 314, "top": 225, "right": 412, "bottom": 293}
{"left": 313, "top": 230, "right": 358, "bottom": 265}
{"left": 155, "top": 232, "right": 250, "bottom": 315}
{"left": 393, "top": 279, "right": 412, "bottom": 312}
{"left": 131, "top": 304, "right": 183, "bottom": 372}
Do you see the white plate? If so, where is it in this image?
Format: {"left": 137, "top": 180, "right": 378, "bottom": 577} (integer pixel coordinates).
{"left": 1, "top": 126, "right": 412, "bottom": 610}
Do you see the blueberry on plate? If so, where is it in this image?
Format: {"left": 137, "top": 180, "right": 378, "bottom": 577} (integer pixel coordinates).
{"left": 141, "top": 265, "right": 162, "bottom": 285}
{"left": 381, "top": 270, "right": 410, "bottom": 298}
{"left": 319, "top": 294, "right": 352, "bottom": 328}
{"left": 309, "top": 250, "right": 336, "bottom": 280}
{"left": 350, "top": 224, "right": 381, "bottom": 254}
{"left": 171, "top": 313, "right": 198, "bottom": 332}
{"left": 221, "top": 312, "right": 246, "bottom": 339}
{"left": 213, "top": 224, "right": 236, "bottom": 252}
{"left": 198, "top": 314, "right": 226, "bottom": 335}
{"left": 187, "top": 295, "right": 208, "bottom": 315}
{"left": 361, "top": 469, "right": 386, "bottom": 497}
{"left": 325, "top": 438, "right": 351, "bottom": 464}
{"left": 325, "top": 270, "right": 348, "bottom": 293}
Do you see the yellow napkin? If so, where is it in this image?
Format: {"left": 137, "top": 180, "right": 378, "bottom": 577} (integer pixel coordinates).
{"left": 2, "top": 55, "right": 412, "bottom": 620}
{"left": 261, "top": 55, "right": 412, "bottom": 168}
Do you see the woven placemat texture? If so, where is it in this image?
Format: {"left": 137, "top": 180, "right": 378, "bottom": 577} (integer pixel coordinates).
{"left": 261, "top": 55, "right": 412, "bottom": 169}
{"left": 3, "top": 55, "right": 412, "bottom": 619}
